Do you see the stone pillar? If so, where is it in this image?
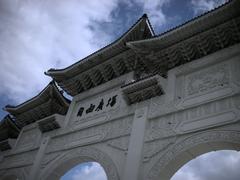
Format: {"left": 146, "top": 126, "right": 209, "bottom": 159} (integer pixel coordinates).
{"left": 123, "top": 106, "right": 148, "bottom": 180}
{"left": 27, "top": 136, "right": 50, "bottom": 180}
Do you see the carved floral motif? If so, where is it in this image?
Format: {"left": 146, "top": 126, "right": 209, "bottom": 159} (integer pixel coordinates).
{"left": 186, "top": 63, "right": 229, "bottom": 96}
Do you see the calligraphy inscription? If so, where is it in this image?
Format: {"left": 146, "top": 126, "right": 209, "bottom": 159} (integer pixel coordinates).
{"left": 76, "top": 93, "right": 119, "bottom": 120}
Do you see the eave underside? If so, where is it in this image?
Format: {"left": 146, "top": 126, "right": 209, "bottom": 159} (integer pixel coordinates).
{"left": 133, "top": 16, "right": 240, "bottom": 77}
{"left": 5, "top": 83, "right": 70, "bottom": 128}
{"left": 46, "top": 15, "right": 155, "bottom": 96}
{"left": 55, "top": 50, "right": 141, "bottom": 96}
{"left": 0, "top": 116, "right": 20, "bottom": 141}
{"left": 55, "top": 16, "right": 240, "bottom": 96}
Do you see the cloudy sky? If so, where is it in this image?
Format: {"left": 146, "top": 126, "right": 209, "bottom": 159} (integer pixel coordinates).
{"left": 1, "top": 0, "right": 239, "bottom": 179}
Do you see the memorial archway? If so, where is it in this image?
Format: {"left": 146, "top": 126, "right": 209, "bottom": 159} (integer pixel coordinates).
{"left": 40, "top": 147, "right": 119, "bottom": 180}
{"left": 148, "top": 131, "right": 240, "bottom": 180}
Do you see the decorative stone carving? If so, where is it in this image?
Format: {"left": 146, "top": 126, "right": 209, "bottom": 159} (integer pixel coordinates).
{"left": 41, "top": 152, "right": 62, "bottom": 169}
{"left": 143, "top": 137, "right": 176, "bottom": 162}
{"left": 0, "top": 168, "right": 27, "bottom": 180}
{"left": 0, "top": 150, "right": 36, "bottom": 169}
{"left": 175, "top": 96, "right": 240, "bottom": 133}
{"left": 147, "top": 130, "right": 240, "bottom": 180}
{"left": 186, "top": 63, "right": 229, "bottom": 97}
{"left": 16, "top": 127, "right": 41, "bottom": 151}
{"left": 107, "top": 136, "right": 130, "bottom": 152}
{"left": 46, "top": 116, "right": 133, "bottom": 153}
{"left": 40, "top": 147, "right": 119, "bottom": 180}
{"left": 146, "top": 114, "right": 178, "bottom": 141}
{"left": 147, "top": 95, "right": 240, "bottom": 141}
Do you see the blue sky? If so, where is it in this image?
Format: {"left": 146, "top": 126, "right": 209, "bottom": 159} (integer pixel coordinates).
{"left": 1, "top": 0, "right": 240, "bottom": 179}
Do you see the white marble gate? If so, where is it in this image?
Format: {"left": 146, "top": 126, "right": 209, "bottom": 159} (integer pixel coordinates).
{"left": 1, "top": 1, "right": 240, "bottom": 180}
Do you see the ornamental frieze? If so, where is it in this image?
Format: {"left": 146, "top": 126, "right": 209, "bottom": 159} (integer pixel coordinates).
{"left": 186, "top": 63, "right": 229, "bottom": 97}
{"left": 46, "top": 116, "right": 133, "bottom": 153}
{"left": 146, "top": 95, "right": 240, "bottom": 141}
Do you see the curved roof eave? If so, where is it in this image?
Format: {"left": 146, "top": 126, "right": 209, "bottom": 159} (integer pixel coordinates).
{"left": 45, "top": 14, "right": 154, "bottom": 77}
{"left": 127, "top": 0, "right": 238, "bottom": 48}
{"left": 4, "top": 81, "right": 70, "bottom": 114}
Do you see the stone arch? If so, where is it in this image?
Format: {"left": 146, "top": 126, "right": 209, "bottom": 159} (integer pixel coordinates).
{"left": 147, "top": 130, "right": 240, "bottom": 180}
{"left": 40, "top": 146, "right": 119, "bottom": 180}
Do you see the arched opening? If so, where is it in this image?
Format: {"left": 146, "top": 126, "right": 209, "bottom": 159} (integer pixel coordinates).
{"left": 60, "top": 161, "right": 107, "bottom": 180}
{"left": 147, "top": 131, "right": 240, "bottom": 180}
{"left": 40, "top": 147, "right": 119, "bottom": 180}
{"left": 171, "top": 150, "right": 240, "bottom": 180}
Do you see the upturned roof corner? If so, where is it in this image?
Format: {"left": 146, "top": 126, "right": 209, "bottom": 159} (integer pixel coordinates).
{"left": 4, "top": 82, "right": 71, "bottom": 128}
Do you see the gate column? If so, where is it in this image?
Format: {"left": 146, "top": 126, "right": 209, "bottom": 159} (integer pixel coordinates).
{"left": 27, "top": 137, "right": 50, "bottom": 180}
{"left": 123, "top": 106, "right": 148, "bottom": 180}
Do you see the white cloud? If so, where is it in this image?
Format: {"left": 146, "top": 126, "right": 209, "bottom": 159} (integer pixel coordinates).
{"left": 171, "top": 150, "right": 240, "bottom": 180}
{"left": 0, "top": 0, "right": 118, "bottom": 103}
{"left": 0, "top": 0, "right": 172, "bottom": 104}
{"left": 191, "top": 0, "right": 227, "bottom": 15}
{"left": 63, "top": 162, "right": 107, "bottom": 180}
{"left": 133, "top": 0, "right": 171, "bottom": 27}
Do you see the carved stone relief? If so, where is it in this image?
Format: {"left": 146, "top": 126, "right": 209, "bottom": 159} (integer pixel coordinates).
{"left": 41, "top": 152, "right": 62, "bottom": 169}
{"left": 16, "top": 127, "right": 41, "bottom": 152}
{"left": 172, "top": 59, "right": 239, "bottom": 108}
{"left": 107, "top": 136, "right": 130, "bottom": 152}
{"left": 175, "top": 96, "right": 240, "bottom": 134}
{"left": 143, "top": 137, "right": 176, "bottom": 162}
{"left": 0, "top": 150, "right": 36, "bottom": 170}
{"left": 145, "top": 114, "right": 179, "bottom": 141}
{"left": 147, "top": 130, "right": 240, "bottom": 180}
{"left": 0, "top": 167, "right": 27, "bottom": 180}
{"left": 46, "top": 116, "right": 133, "bottom": 153}
{"left": 146, "top": 95, "right": 240, "bottom": 141}
{"left": 186, "top": 63, "right": 230, "bottom": 97}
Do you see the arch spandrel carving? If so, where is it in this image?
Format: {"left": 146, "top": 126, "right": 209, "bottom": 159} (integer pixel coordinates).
{"left": 0, "top": 167, "right": 27, "bottom": 180}
{"left": 40, "top": 147, "right": 119, "bottom": 180}
{"left": 147, "top": 130, "right": 240, "bottom": 180}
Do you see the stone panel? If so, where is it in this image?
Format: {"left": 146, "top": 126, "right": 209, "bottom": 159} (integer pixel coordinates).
{"left": 15, "top": 125, "right": 41, "bottom": 152}
{"left": 146, "top": 95, "right": 240, "bottom": 141}
{"left": 0, "top": 150, "right": 36, "bottom": 170}
{"left": 174, "top": 58, "right": 240, "bottom": 108}
{"left": 46, "top": 116, "right": 133, "bottom": 153}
